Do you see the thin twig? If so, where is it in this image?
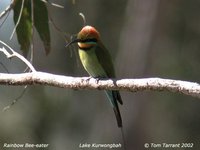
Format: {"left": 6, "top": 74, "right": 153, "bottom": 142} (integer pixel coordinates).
{"left": 0, "top": 41, "right": 36, "bottom": 72}
{"left": 47, "top": 2, "right": 67, "bottom": 43}
{"left": 79, "top": 13, "right": 86, "bottom": 26}
{"left": 0, "top": 9, "right": 11, "bottom": 28}
{"left": 40, "top": 0, "right": 64, "bottom": 8}
{"left": 5, "top": 0, "right": 36, "bottom": 111}
{"left": 10, "top": 0, "right": 25, "bottom": 40}
{"left": 3, "top": 85, "right": 28, "bottom": 112}
{"left": 0, "top": 62, "right": 9, "bottom": 73}
{"left": 30, "top": 0, "right": 34, "bottom": 66}
{"left": 0, "top": 42, "right": 35, "bottom": 110}
{"left": 0, "top": 40, "right": 36, "bottom": 110}
{"left": 0, "top": 0, "right": 14, "bottom": 19}
{"left": 48, "top": 13, "right": 67, "bottom": 41}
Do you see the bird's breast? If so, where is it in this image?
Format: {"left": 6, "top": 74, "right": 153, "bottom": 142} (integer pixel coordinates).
{"left": 78, "top": 49, "right": 107, "bottom": 77}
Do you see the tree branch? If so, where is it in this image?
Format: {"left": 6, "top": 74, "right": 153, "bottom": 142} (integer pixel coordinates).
{"left": 0, "top": 71, "right": 200, "bottom": 99}
{"left": 0, "top": 41, "right": 36, "bottom": 72}
{"left": 0, "top": 0, "right": 14, "bottom": 19}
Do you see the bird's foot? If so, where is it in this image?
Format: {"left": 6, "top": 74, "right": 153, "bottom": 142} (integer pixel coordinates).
{"left": 86, "top": 76, "right": 103, "bottom": 84}
{"left": 86, "top": 76, "right": 105, "bottom": 84}
{"left": 94, "top": 78, "right": 100, "bottom": 84}
{"left": 86, "top": 76, "right": 93, "bottom": 82}
{"left": 93, "top": 76, "right": 105, "bottom": 84}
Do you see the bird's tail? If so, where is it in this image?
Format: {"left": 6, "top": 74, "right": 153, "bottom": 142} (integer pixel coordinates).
{"left": 105, "top": 90, "right": 123, "bottom": 127}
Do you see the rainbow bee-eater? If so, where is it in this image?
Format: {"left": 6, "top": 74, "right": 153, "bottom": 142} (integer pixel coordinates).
{"left": 66, "top": 26, "right": 123, "bottom": 128}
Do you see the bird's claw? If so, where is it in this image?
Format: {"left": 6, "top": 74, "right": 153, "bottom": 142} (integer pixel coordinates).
{"left": 86, "top": 76, "right": 102, "bottom": 84}
{"left": 86, "top": 76, "right": 93, "bottom": 82}
{"left": 94, "top": 78, "right": 100, "bottom": 84}
{"left": 94, "top": 76, "right": 104, "bottom": 84}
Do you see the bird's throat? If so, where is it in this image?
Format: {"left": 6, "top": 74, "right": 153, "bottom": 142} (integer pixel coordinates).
{"left": 78, "top": 42, "right": 94, "bottom": 49}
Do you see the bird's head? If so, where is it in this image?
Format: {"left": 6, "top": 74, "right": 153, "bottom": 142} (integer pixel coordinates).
{"left": 66, "top": 26, "right": 100, "bottom": 49}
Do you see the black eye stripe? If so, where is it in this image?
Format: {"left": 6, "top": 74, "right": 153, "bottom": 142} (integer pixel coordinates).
{"left": 81, "top": 38, "right": 97, "bottom": 43}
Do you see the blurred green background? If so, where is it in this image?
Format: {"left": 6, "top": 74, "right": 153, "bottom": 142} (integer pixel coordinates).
{"left": 1, "top": 0, "right": 200, "bottom": 149}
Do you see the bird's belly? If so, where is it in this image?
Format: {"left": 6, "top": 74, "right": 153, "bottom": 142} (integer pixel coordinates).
{"left": 79, "top": 50, "right": 106, "bottom": 77}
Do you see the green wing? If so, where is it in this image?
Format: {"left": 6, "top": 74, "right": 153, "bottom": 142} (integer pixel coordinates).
{"left": 95, "top": 41, "right": 123, "bottom": 127}
{"left": 95, "top": 41, "right": 116, "bottom": 78}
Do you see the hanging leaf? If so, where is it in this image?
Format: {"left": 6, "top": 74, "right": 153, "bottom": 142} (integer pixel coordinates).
{"left": 13, "top": 0, "right": 51, "bottom": 57}
{"left": 34, "top": 0, "right": 51, "bottom": 55}
{"left": 13, "top": 0, "right": 32, "bottom": 57}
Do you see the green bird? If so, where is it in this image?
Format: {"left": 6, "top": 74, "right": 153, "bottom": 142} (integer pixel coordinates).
{"left": 67, "top": 26, "right": 123, "bottom": 127}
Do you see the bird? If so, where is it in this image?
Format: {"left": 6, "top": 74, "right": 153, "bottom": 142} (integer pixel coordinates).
{"left": 66, "top": 25, "right": 123, "bottom": 128}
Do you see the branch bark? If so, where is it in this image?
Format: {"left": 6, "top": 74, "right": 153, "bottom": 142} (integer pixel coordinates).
{"left": 0, "top": 72, "right": 200, "bottom": 99}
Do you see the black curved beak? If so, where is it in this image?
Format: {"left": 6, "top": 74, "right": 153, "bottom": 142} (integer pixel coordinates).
{"left": 65, "top": 35, "right": 81, "bottom": 47}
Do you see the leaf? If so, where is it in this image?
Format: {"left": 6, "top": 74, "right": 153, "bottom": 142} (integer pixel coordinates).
{"left": 13, "top": 0, "right": 51, "bottom": 57}
{"left": 13, "top": 0, "right": 32, "bottom": 57}
{"left": 34, "top": 0, "right": 51, "bottom": 55}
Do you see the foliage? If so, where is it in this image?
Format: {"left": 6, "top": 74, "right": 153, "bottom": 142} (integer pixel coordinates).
{"left": 13, "top": 0, "right": 50, "bottom": 57}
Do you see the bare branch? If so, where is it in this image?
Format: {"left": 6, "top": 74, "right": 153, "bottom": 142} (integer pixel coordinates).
{"left": 30, "top": 0, "right": 34, "bottom": 66}
{"left": 40, "top": 0, "right": 64, "bottom": 8}
{"left": 10, "top": 0, "right": 24, "bottom": 40}
{"left": 0, "top": 72, "right": 199, "bottom": 99}
{"left": 3, "top": 85, "right": 27, "bottom": 112}
{"left": 0, "top": 8, "right": 11, "bottom": 28}
{"left": 79, "top": 13, "right": 86, "bottom": 26}
{"left": 0, "top": 0, "right": 14, "bottom": 19}
{"left": 0, "top": 41, "right": 36, "bottom": 72}
{"left": 48, "top": 3, "right": 67, "bottom": 42}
